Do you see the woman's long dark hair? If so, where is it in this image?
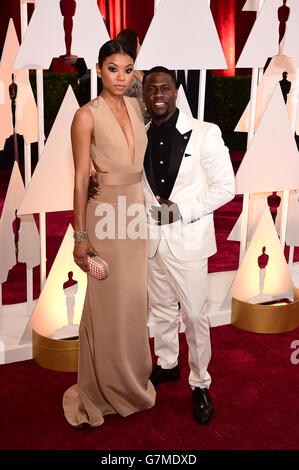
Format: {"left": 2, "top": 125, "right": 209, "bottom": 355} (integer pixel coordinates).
{"left": 98, "top": 39, "right": 136, "bottom": 67}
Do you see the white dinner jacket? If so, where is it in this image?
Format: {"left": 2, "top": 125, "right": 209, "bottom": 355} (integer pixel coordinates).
{"left": 143, "top": 110, "right": 235, "bottom": 261}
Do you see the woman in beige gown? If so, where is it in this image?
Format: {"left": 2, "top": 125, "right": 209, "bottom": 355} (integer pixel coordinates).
{"left": 63, "top": 39, "right": 155, "bottom": 427}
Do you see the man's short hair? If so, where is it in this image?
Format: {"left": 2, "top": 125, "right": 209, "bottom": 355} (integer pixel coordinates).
{"left": 143, "top": 66, "right": 177, "bottom": 88}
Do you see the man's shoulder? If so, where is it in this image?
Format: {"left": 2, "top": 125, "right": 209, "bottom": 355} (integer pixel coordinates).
{"left": 177, "top": 110, "right": 219, "bottom": 134}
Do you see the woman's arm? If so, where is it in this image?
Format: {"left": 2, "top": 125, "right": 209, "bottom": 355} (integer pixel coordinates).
{"left": 72, "top": 106, "right": 96, "bottom": 272}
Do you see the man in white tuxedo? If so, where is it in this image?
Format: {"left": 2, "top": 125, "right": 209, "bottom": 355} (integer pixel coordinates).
{"left": 142, "top": 67, "right": 235, "bottom": 424}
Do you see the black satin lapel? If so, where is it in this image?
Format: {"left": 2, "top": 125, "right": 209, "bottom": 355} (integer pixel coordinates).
{"left": 166, "top": 129, "right": 192, "bottom": 198}
{"left": 144, "top": 141, "right": 158, "bottom": 195}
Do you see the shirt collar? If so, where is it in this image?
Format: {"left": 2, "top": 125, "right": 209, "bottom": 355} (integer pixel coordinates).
{"left": 150, "top": 108, "right": 179, "bottom": 131}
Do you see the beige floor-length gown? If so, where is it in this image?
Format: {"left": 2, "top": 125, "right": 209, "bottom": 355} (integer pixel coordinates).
{"left": 63, "top": 96, "right": 155, "bottom": 427}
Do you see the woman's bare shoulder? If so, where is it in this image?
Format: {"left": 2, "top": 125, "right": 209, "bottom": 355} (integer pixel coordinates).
{"left": 72, "top": 104, "right": 94, "bottom": 129}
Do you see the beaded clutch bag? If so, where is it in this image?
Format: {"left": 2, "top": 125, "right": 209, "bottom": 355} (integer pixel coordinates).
{"left": 86, "top": 252, "right": 109, "bottom": 280}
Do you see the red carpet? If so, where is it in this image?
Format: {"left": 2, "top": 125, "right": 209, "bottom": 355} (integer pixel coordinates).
{"left": 0, "top": 328, "right": 299, "bottom": 450}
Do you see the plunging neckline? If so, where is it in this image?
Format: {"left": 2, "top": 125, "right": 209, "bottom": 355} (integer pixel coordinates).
{"left": 99, "top": 95, "right": 136, "bottom": 165}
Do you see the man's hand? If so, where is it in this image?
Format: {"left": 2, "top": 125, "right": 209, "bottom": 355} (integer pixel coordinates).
{"left": 150, "top": 195, "right": 182, "bottom": 225}
{"left": 88, "top": 170, "right": 100, "bottom": 200}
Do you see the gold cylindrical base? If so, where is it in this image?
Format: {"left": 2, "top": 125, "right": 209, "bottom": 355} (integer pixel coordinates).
{"left": 32, "top": 330, "right": 79, "bottom": 372}
{"left": 231, "top": 297, "right": 299, "bottom": 333}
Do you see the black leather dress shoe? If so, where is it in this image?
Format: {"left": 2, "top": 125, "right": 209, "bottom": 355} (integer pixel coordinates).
{"left": 192, "top": 388, "right": 214, "bottom": 425}
{"left": 150, "top": 364, "right": 180, "bottom": 386}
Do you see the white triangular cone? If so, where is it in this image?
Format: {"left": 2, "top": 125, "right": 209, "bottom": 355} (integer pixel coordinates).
{"left": 0, "top": 19, "right": 38, "bottom": 150}
{"left": 71, "top": 0, "right": 110, "bottom": 68}
{"left": 14, "top": 0, "right": 109, "bottom": 70}
{"left": 237, "top": 0, "right": 283, "bottom": 68}
{"left": 0, "top": 163, "right": 40, "bottom": 282}
{"left": 235, "top": 55, "right": 299, "bottom": 135}
{"left": 226, "top": 207, "right": 293, "bottom": 305}
{"left": 235, "top": 85, "right": 299, "bottom": 194}
{"left": 22, "top": 225, "right": 87, "bottom": 339}
{"left": 18, "top": 86, "right": 78, "bottom": 215}
{"left": 0, "top": 20, "right": 18, "bottom": 80}
{"left": 228, "top": 193, "right": 271, "bottom": 242}
{"left": 18, "top": 215, "right": 40, "bottom": 269}
{"left": 176, "top": 85, "right": 192, "bottom": 117}
{"left": 0, "top": 163, "right": 24, "bottom": 283}
{"left": 135, "top": 0, "right": 227, "bottom": 70}
{"left": 14, "top": 0, "right": 64, "bottom": 69}
{"left": 242, "top": 0, "right": 259, "bottom": 11}
{"left": 0, "top": 20, "right": 16, "bottom": 149}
